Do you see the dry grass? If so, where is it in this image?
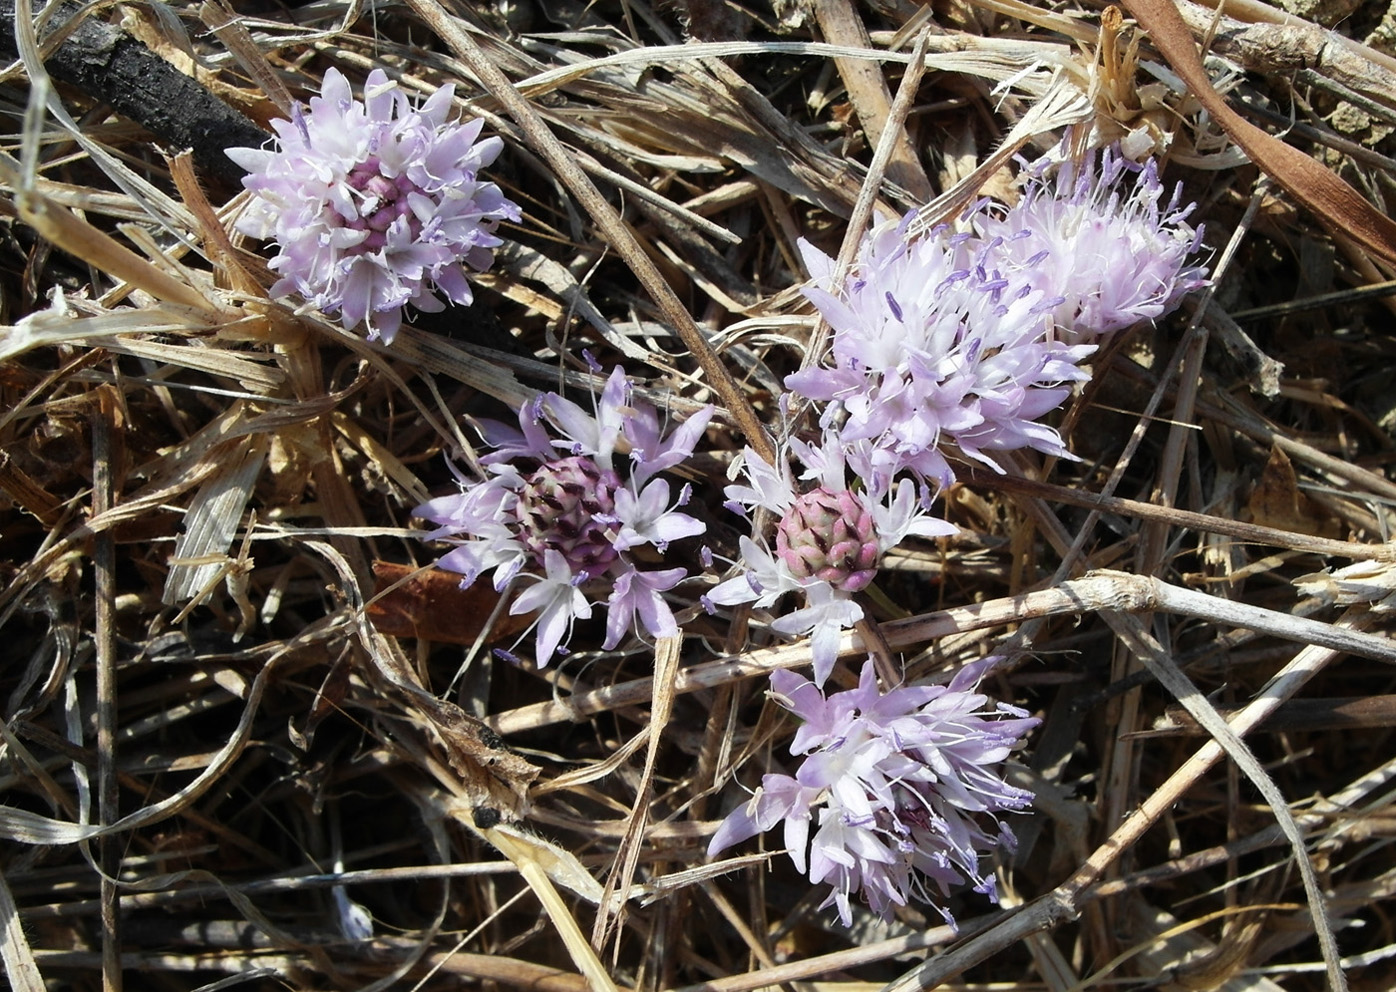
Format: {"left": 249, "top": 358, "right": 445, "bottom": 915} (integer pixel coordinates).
{"left": 2, "top": 0, "right": 1396, "bottom": 989}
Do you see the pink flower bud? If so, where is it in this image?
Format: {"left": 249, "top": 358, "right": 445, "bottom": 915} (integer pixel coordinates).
{"left": 514, "top": 455, "right": 621, "bottom": 577}
{"left": 775, "top": 487, "right": 880, "bottom": 592}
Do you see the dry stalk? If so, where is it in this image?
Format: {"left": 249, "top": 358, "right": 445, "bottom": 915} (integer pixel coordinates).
{"left": 490, "top": 571, "right": 1396, "bottom": 736}
{"left": 403, "top": 0, "right": 776, "bottom": 466}
{"left": 1122, "top": 0, "right": 1396, "bottom": 265}
{"left": 792, "top": 28, "right": 931, "bottom": 389}
{"left": 90, "top": 386, "right": 121, "bottom": 992}
{"left": 813, "top": 0, "right": 932, "bottom": 201}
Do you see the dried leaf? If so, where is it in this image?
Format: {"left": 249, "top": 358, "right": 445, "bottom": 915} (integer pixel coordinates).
{"left": 368, "top": 560, "right": 533, "bottom": 645}
{"left": 1244, "top": 445, "right": 1339, "bottom": 538}
{"left": 164, "top": 435, "right": 267, "bottom": 604}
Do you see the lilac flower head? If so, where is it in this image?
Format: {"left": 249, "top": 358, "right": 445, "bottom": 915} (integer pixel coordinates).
{"left": 789, "top": 144, "right": 1206, "bottom": 491}
{"left": 227, "top": 68, "right": 521, "bottom": 344}
{"left": 709, "top": 657, "right": 1039, "bottom": 929}
{"left": 414, "top": 367, "right": 713, "bottom": 666}
{"left": 787, "top": 215, "right": 1097, "bottom": 491}
{"left": 707, "top": 434, "right": 955, "bottom": 686}
{"left": 969, "top": 143, "right": 1208, "bottom": 343}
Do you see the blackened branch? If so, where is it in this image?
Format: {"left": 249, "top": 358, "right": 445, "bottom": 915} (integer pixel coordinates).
{"left": 1, "top": 0, "right": 268, "bottom": 184}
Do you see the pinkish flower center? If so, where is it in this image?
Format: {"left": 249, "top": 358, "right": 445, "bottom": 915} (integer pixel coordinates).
{"left": 514, "top": 455, "right": 621, "bottom": 578}
{"left": 344, "top": 158, "right": 421, "bottom": 251}
{"left": 775, "top": 487, "right": 880, "bottom": 592}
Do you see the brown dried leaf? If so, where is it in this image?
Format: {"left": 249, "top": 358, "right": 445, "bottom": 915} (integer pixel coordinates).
{"left": 420, "top": 689, "right": 540, "bottom": 818}
{"left": 368, "top": 560, "right": 534, "bottom": 645}
{"left": 1244, "top": 445, "right": 1340, "bottom": 537}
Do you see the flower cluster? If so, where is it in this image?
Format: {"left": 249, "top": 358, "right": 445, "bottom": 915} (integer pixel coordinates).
{"left": 968, "top": 146, "right": 1209, "bottom": 344}
{"left": 787, "top": 218, "right": 1095, "bottom": 491}
{"left": 413, "top": 367, "right": 712, "bottom": 666}
{"left": 706, "top": 435, "right": 954, "bottom": 686}
{"left": 228, "top": 68, "right": 520, "bottom": 344}
{"left": 329, "top": 124, "right": 1204, "bottom": 933}
{"left": 787, "top": 142, "right": 1206, "bottom": 491}
{"left": 709, "top": 658, "right": 1039, "bottom": 928}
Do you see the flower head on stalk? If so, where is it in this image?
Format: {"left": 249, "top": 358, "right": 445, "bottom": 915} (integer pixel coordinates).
{"left": 705, "top": 434, "right": 955, "bottom": 686}
{"left": 786, "top": 216, "right": 1096, "bottom": 493}
{"left": 968, "top": 143, "right": 1208, "bottom": 344}
{"left": 414, "top": 367, "right": 712, "bottom": 666}
{"left": 227, "top": 67, "right": 520, "bottom": 343}
{"left": 787, "top": 144, "right": 1206, "bottom": 493}
{"left": 708, "top": 657, "right": 1039, "bottom": 929}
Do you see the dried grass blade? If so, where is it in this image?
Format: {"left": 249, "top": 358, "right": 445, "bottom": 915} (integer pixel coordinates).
{"left": 970, "top": 0, "right": 1099, "bottom": 43}
{"left": 405, "top": 0, "right": 775, "bottom": 464}
{"left": 796, "top": 29, "right": 931, "bottom": 381}
{"left": 693, "top": 55, "right": 866, "bottom": 217}
{"left": 813, "top": 0, "right": 932, "bottom": 200}
{"left": 91, "top": 387, "right": 122, "bottom": 992}
{"left": 454, "top": 816, "right": 604, "bottom": 905}
{"left": 163, "top": 436, "right": 268, "bottom": 605}
{"left": 100, "top": 337, "right": 284, "bottom": 391}
{"left": 496, "top": 243, "right": 649, "bottom": 362}
{"left": 332, "top": 412, "right": 430, "bottom": 506}
{"left": 402, "top": 945, "right": 599, "bottom": 992}
{"left": 169, "top": 151, "right": 266, "bottom": 299}
{"left": 1075, "top": 902, "right": 1290, "bottom": 992}
{"left": 911, "top": 78, "right": 1092, "bottom": 234}
{"left": 515, "top": 41, "right": 910, "bottom": 95}
{"left": 0, "top": 863, "right": 45, "bottom": 991}
{"left": 1101, "top": 611, "right": 1348, "bottom": 992}
{"left": 0, "top": 398, "right": 266, "bottom": 620}
{"left": 514, "top": 38, "right": 1077, "bottom": 97}
{"left": 592, "top": 635, "right": 683, "bottom": 950}
{"left": 1122, "top": 0, "right": 1396, "bottom": 266}
{"left": 533, "top": 725, "right": 650, "bottom": 796}
{"left": 483, "top": 825, "right": 622, "bottom": 992}
{"left": 0, "top": 660, "right": 272, "bottom": 844}
{"left": 7, "top": 185, "right": 217, "bottom": 312}
{"left": 199, "top": 1, "right": 294, "bottom": 114}
{"left": 11, "top": 0, "right": 203, "bottom": 233}
{"left": 966, "top": 469, "right": 1396, "bottom": 562}
{"left": 389, "top": 326, "right": 533, "bottom": 410}
{"left": 885, "top": 607, "right": 1376, "bottom": 990}
{"left": 0, "top": 295, "right": 216, "bottom": 365}
{"left": 0, "top": 448, "right": 62, "bottom": 526}
{"left": 665, "top": 918, "right": 966, "bottom": 992}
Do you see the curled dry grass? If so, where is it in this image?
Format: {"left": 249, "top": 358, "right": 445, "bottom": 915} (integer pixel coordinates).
{"left": 2, "top": 0, "right": 1396, "bottom": 989}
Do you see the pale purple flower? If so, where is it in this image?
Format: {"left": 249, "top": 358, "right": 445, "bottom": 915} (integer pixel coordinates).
{"left": 787, "top": 215, "right": 1096, "bottom": 491}
{"left": 969, "top": 144, "right": 1208, "bottom": 344}
{"left": 789, "top": 145, "right": 1206, "bottom": 491}
{"left": 227, "top": 67, "right": 520, "bottom": 343}
{"left": 415, "top": 367, "right": 712, "bottom": 666}
{"left": 512, "top": 549, "right": 593, "bottom": 665}
{"left": 605, "top": 567, "right": 686, "bottom": 649}
{"left": 709, "top": 657, "right": 1039, "bottom": 929}
{"left": 706, "top": 435, "right": 955, "bottom": 686}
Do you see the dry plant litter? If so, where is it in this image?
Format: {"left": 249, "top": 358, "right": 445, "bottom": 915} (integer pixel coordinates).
{"left": 2, "top": 0, "right": 1396, "bottom": 990}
